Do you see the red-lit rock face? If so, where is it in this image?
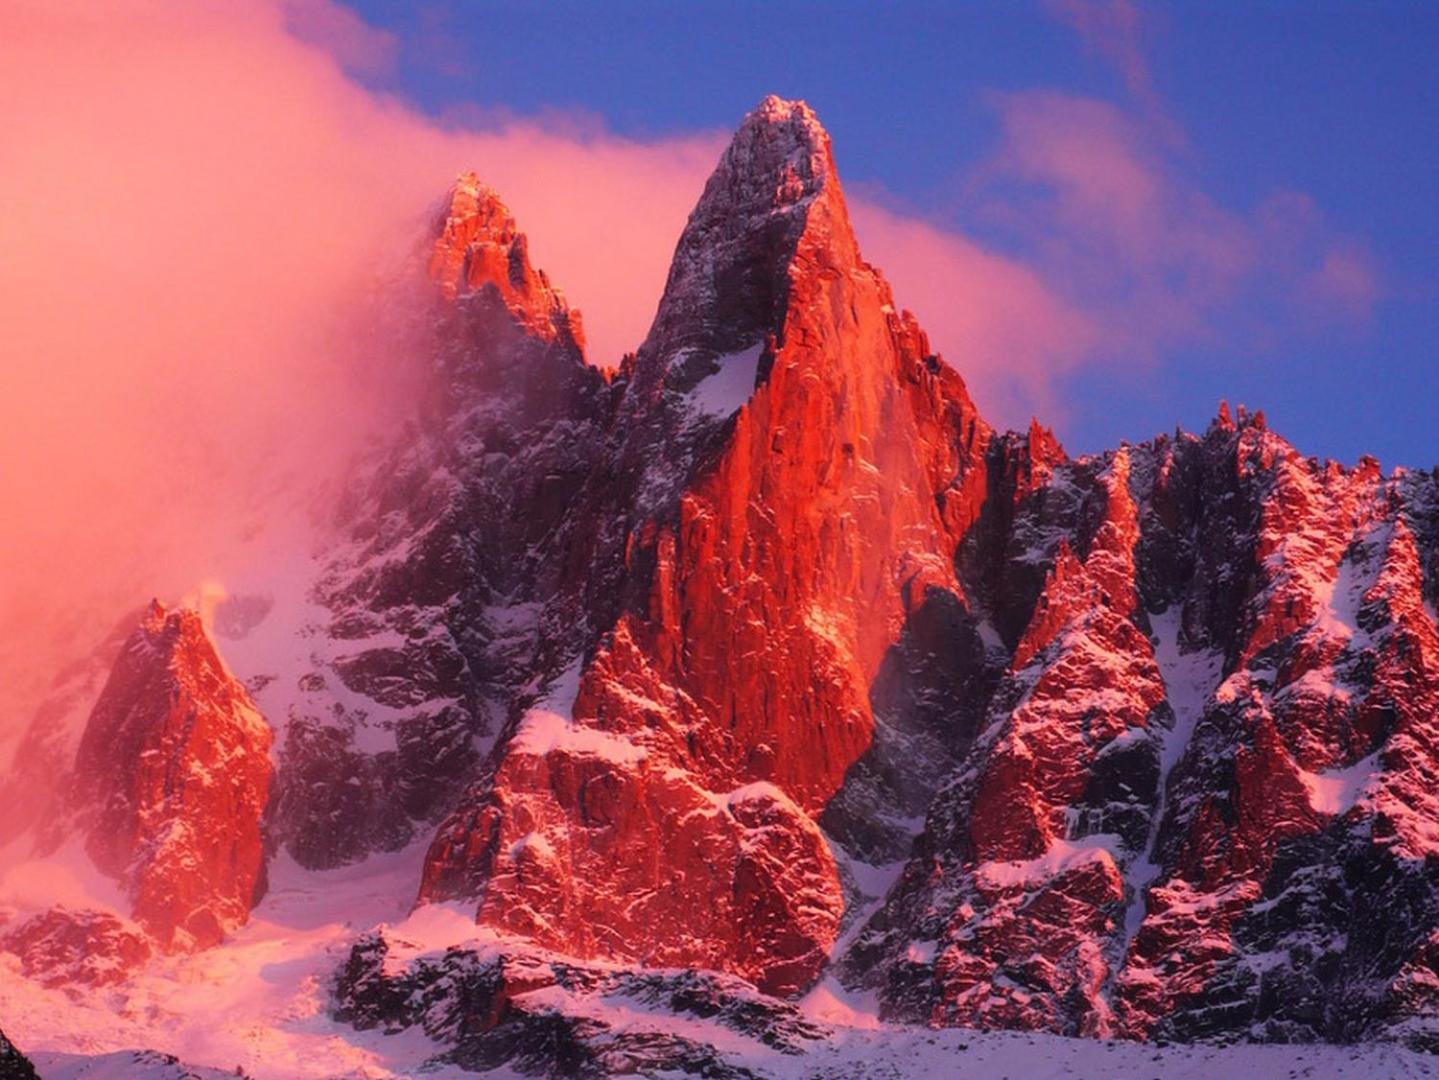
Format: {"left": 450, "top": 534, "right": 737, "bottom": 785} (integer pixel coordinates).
{"left": 1108, "top": 442, "right": 1439, "bottom": 1042}
{"left": 70, "top": 601, "right": 273, "bottom": 950}
{"left": 1, "top": 907, "right": 152, "bottom": 987}
{"left": 12, "top": 94, "right": 1439, "bottom": 1057}
{"left": 429, "top": 172, "right": 585, "bottom": 352}
{"left": 848, "top": 412, "right": 1439, "bottom": 1046}
{"left": 845, "top": 450, "right": 1169, "bottom": 1035}
{"left": 419, "top": 96, "right": 991, "bottom": 994}
{"left": 408, "top": 101, "right": 1439, "bottom": 1038}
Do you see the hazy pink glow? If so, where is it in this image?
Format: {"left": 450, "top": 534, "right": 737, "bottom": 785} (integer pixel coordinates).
{"left": 0, "top": 0, "right": 1378, "bottom": 740}
{"left": 976, "top": 89, "right": 1379, "bottom": 363}
{"left": 1048, "top": 0, "right": 1176, "bottom": 143}
{"left": 0, "top": 0, "right": 720, "bottom": 721}
{"left": 1306, "top": 248, "right": 1381, "bottom": 324}
{"left": 280, "top": 0, "right": 400, "bottom": 79}
{"left": 852, "top": 203, "right": 1100, "bottom": 424}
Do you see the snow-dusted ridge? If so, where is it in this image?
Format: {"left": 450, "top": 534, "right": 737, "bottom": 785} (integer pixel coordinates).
{"left": 7, "top": 94, "right": 1439, "bottom": 1075}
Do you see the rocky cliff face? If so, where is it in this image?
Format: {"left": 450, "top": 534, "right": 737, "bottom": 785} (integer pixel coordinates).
{"left": 844, "top": 414, "right": 1439, "bottom": 1047}
{"left": 8, "top": 94, "right": 1439, "bottom": 1064}
{"left": 842, "top": 449, "right": 1170, "bottom": 1036}
{"left": 265, "top": 174, "right": 614, "bottom": 870}
{"left": 67, "top": 601, "right": 273, "bottom": 950}
{"left": 417, "top": 96, "right": 991, "bottom": 995}
{"left": 334, "top": 97, "right": 1439, "bottom": 1043}
{"left": 1109, "top": 429, "right": 1439, "bottom": 1046}
{"left": 2, "top": 602, "right": 272, "bottom": 980}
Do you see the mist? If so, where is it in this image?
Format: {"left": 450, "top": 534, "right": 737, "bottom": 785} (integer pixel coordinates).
{"left": 5, "top": 1, "right": 1353, "bottom": 747}
{"left": 0, "top": 0, "right": 726, "bottom": 736}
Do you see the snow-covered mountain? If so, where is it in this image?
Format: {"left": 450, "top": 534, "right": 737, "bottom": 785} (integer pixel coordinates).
{"left": 4, "top": 96, "right": 1439, "bottom": 1078}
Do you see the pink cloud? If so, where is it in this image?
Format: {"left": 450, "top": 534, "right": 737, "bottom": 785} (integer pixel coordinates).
{"left": 1304, "top": 247, "right": 1380, "bottom": 324}
{"left": 983, "top": 92, "right": 1170, "bottom": 256}
{"left": 0, "top": 0, "right": 1093, "bottom": 649}
{"left": 1008, "top": 3, "right": 1382, "bottom": 369}
{"left": 851, "top": 200, "right": 1100, "bottom": 425}
{"left": 1049, "top": 0, "right": 1152, "bottom": 103}
{"left": 280, "top": 0, "right": 399, "bottom": 79}
{"left": 1047, "top": 0, "right": 1180, "bottom": 147}
{"left": 0, "top": 0, "right": 1382, "bottom": 741}
{"left": 971, "top": 88, "right": 1377, "bottom": 366}
{"left": 0, "top": 0, "right": 723, "bottom": 727}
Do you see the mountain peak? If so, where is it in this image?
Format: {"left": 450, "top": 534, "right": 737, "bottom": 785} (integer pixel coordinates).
{"left": 428, "top": 172, "right": 585, "bottom": 351}
{"left": 633, "top": 96, "right": 856, "bottom": 392}
{"left": 691, "top": 95, "right": 841, "bottom": 241}
{"left": 70, "top": 602, "right": 272, "bottom": 950}
{"left": 724, "top": 95, "right": 835, "bottom": 204}
{"left": 140, "top": 596, "right": 169, "bottom": 631}
{"left": 750, "top": 93, "right": 822, "bottom": 126}
{"left": 130, "top": 599, "right": 202, "bottom": 661}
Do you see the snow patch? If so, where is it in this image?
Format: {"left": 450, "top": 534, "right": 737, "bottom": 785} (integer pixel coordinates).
{"left": 511, "top": 661, "right": 647, "bottom": 764}
{"left": 688, "top": 344, "right": 764, "bottom": 418}
{"left": 1300, "top": 752, "right": 1380, "bottom": 816}
{"left": 0, "top": 838, "right": 469, "bottom": 1079}
{"left": 976, "top": 619, "right": 1005, "bottom": 652}
{"left": 798, "top": 976, "right": 883, "bottom": 1029}
{"left": 5, "top": 828, "right": 1436, "bottom": 1079}
{"left": 29, "top": 1050, "right": 239, "bottom": 1079}
{"left": 1308, "top": 521, "right": 1389, "bottom": 650}
{"left": 977, "top": 836, "right": 1121, "bottom": 889}
{"left": 904, "top": 939, "right": 937, "bottom": 964}
{"left": 1123, "top": 609, "right": 1225, "bottom": 940}
{"left": 380, "top": 899, "right": 491, "bottom": 964}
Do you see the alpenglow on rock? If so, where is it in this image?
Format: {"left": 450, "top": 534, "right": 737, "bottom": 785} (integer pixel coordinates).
{"left": 417, "top": 94, "right": 992, "bottom": 996}
{"left": 8, "top": 96, "right": 1439, "bottom": 1070}
{"left": 71, "top": 601, "right": 271, "bottom": 950}
{"left": 408, "top": 98, "right": 1439, "bottom": 1044}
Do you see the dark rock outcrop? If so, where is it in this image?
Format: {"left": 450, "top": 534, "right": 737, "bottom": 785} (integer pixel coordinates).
{"left": 266, "top": 175, "right": 615, "bottom": 870}
{"left": 332, "top": 929, "right": 824, "bottom": 1078}
{"left": 0, "top": 1027, "right": 38, "bottom": 1080}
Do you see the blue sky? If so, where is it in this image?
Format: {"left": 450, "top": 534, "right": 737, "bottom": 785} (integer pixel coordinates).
{"left": 344, "top": 0, "right": 1437, "bottom": 468}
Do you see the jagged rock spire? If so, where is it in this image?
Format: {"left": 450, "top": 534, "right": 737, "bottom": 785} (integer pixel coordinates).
{"left": 429, "top": 172, "right": 585, "bottom": 352}
{"left": 70, "top": 602, "right": 272, "bottom": 950}
{"left": 634, "top": 96, "right": 858, "bottom": 393}
{"left": 420, "top": 94, "right": 994, "bottom": 997}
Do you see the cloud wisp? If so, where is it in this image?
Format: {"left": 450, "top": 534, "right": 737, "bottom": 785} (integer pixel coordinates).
{"left": 0, "top": 0, "right": 1379, "bottom": 740}
{"left": 0, "top": 0, "right": 722, "bottom": 723}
